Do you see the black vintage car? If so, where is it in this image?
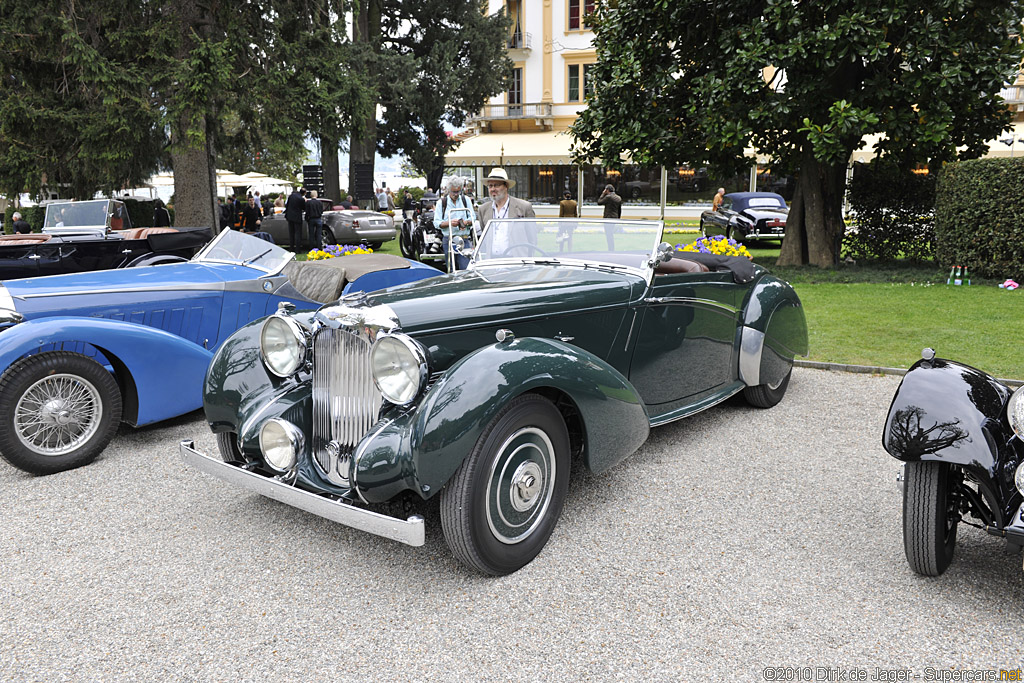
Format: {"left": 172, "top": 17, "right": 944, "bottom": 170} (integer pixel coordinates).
{"left": 699, "top": 192, "right": 788, "bottom": 243}
{"left": 1, "top": 199, "right": 211, "bottom": 278}
{"left": 883, "top": 349, "right": 1024, "bottom": 576}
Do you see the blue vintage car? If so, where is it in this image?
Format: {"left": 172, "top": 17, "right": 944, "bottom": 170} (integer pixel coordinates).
{"left": 0, "top": 229, "right": 438, "bottom": 475}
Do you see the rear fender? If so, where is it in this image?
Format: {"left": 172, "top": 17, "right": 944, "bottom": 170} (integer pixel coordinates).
{"left": 0, "top": 317, "right": 213, "bottom": 426}
{"left": 882, "top": 358, "right": 1021, "bottom": 523}
{"left": 739, "top": 275, "right": 808, "bottom": 387}
{"left": 355, "top": 337, "right": 651, "bottom": 502}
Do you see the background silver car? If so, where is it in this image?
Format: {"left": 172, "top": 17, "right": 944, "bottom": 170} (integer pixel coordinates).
{"left": 261, "top": 200, "right": 396, "bottom": 249}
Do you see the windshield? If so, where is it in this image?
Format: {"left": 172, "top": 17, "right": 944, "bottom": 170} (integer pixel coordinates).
{"left": 473, "top": 219, "right": 663, "bottom": 274}
{"left": 43, "top": 200, "right": 115, "bottom": 228}
{"left": 192, "top": 229, "right": 293, "bottom": 274}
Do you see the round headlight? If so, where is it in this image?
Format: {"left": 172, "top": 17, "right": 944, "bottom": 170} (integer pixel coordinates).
{"left": 260, "top": 315, "right": 307, "bottom": 377}
{"left": 1008, "top": 386, "right": 1024, "bottom": 441}
{"left": 1016, "top": 462, "right": 1024, "bottom": 495}
{"left": 259, "top": 418, "right": 302, "bottom": 472}
{"left": 370, "top": 334, "right": 427, "bottom": 405}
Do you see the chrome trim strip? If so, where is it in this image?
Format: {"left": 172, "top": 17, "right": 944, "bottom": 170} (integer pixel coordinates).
{"left": 739, "top": 326, "right": 764, "bottom": 386}
{"left": 180, "top": 440, "right": 425, "bottom": 546}
{"left": 15, "top": 276, "right": 287, "bottom": 300}
{"left": 644, "top": 296, "right": 740, "bottom": 315}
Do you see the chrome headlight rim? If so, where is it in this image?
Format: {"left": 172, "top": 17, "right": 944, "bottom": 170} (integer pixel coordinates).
{"left": 1016, "top": 462, "right": 1024, "bottom": 496}
{"left": 258, "top": 418, "right": 303, "bottom": 473}
{"left": 370, "top": 333, "right": 428, "bottom": 406}
{"left": 1007, "top": 385, "right": 1024, "bottom": 441}
{"left": 260, "top": 314, "right": 308, "bottom": 378}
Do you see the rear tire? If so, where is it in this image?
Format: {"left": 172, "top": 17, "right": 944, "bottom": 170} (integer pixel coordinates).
{"left": 0, "top": 352, "right": 122, "bottom": 475}
{"left": 903, "top": 461, "right": 959, "bottom": 576}
{"left": 742, "top": 367, "right": 791, "bottom": 408}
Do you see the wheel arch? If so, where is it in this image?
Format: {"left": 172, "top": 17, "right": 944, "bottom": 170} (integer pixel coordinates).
{"left": 884, "top": 358, "right": 1021, "bottom": 523}
{"left": 355, "top": 337, "right": 651, "bottom": 502}
{"left": 739, "top": 275, "right": 808, "bottom": 388}
{"left": 0, "top": 317, "right": 213, "bottom": 427}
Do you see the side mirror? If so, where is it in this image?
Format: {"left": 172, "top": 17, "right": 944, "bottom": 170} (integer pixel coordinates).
{"left": 647, "top": 242, "right": 675, "bottom": 268}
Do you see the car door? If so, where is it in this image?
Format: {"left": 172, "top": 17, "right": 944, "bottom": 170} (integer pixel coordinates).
{"left": 628, "top": 270, "right": 743, "bottom": 416}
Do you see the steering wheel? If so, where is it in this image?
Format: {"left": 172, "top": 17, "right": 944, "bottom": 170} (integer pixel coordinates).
{"left": 500, "top": 243, "right": 553, "bottom": 258}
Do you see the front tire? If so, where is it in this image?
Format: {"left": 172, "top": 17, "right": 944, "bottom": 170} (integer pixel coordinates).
{"left": 0, "top": 352, "right": 122, "bottom": 475}
{"left": 903, "top": 461, "right": 959, "bottom": 576}
{"left": 440, "top": 394, "right": 570, "bottom": 575}
{"left": 321, "top": 227, "right": 337, "bottom": 246}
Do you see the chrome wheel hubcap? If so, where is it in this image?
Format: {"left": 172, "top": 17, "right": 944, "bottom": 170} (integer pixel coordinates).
{"left": 486, "top": 427, "right": 556, "bottom": 545}
{"left": 15, "top": 374, "right": 102, "bottom": 456}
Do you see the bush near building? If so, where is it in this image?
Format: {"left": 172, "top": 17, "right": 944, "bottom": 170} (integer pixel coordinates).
{"left": 3, "top": 206, "right": 44, "bottom": 233}
{"left": 935, "top": 157, "right": 1024, "bottom": 279}
{"left": 845, "top": 162, "right": 936, "bottom": 262}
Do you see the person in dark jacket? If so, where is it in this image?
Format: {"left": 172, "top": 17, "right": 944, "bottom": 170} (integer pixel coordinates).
{"left": 304, "top": 190, "right": 325, "bottom": 249}
{"left": 153, "top": 199, "right": 171, "bottom": 227}
{"left": 218, "top": 197, "right": 233, "bottom": 231}
{"left": 284, "top": 187, "right": 306, "bottom": 249}
{"left": 11, "top": 212, "right": 31, "bottom": 234}
{"left": 239, "top": 195, "right": 263, "bottom": 233}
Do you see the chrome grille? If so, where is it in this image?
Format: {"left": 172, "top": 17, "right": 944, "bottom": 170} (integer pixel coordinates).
{"left": 312, "top": 326, "right": 382, "bottom": 485}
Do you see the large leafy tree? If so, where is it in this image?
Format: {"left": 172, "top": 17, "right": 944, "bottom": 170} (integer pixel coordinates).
{"left": 346, "top": 0, "right": 511, "bottom": 198}
{"left": 0, "top": 1, "right": 167, "bottom": 201}
{"left": 571, "top": 1, "right": 1024, "bottom": 267}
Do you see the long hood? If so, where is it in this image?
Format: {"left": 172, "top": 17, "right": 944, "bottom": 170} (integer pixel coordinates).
{"left": 366, "top": 264, "right": 642, "bottom": 334}
{"left": 4, "top": 263, "right": 255, "bottom": 318}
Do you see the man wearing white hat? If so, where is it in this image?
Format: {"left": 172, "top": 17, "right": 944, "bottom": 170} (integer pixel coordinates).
{"left": 477, "top": 168, "right": 536, "bottom": 257}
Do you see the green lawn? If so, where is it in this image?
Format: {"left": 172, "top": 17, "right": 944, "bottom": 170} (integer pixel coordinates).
{"left": 320, "top": 232, "right": 1024, "bottom": 379}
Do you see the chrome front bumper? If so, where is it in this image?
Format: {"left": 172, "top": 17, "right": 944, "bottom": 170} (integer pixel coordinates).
{"left": 179, "top": 440, "right": 425, "bottom": 547}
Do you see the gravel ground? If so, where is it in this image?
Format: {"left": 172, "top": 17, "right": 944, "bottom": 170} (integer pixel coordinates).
{"left": 1, "top": 367, "right": 1022, "bottom": 682}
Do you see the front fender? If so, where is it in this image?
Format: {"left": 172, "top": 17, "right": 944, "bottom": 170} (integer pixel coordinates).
{"left": 355, "top": 337, "right": 651, "bottom": 502}
{"left": 883, "top": 358, "right": 1022, "bottom": 524}
{"left": 0, "top": 317, "right": 213, "bottom": 425}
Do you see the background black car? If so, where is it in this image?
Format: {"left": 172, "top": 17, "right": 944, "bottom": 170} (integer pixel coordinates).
{"left": 700, "top": 192, "right": 788, "bottom": 243}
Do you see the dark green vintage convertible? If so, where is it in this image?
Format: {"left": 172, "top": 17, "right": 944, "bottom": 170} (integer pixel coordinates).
{"left": 180, "top": 218, "right": 808, "bottom": 574}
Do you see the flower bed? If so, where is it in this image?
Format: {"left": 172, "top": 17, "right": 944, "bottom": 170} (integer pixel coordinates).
{"left": 677, "top": 235, "right": 752, "bottom": 260}
{"left": 307, "top": 244, "right": 374, "bottom": 260}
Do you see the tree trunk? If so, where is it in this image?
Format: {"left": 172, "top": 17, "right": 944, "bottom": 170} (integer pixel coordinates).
{"left": 776, "top": 150, "right": 847, "bottom": 268}
{"left": 321, "top": 134, "right": 341, "bottom": 202}
{"left": 347, "top": 0, "right": 379, "bottom": 210}
{"left": 168, "top": 0, "right": 218, "bottom": 231}
{"left": 170, "top": 113, "right": 218, "bottom": 230}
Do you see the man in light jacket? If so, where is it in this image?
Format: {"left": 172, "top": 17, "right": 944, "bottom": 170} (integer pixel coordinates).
{"left": 477, "top": 168, "right": 536, "bottom": 258}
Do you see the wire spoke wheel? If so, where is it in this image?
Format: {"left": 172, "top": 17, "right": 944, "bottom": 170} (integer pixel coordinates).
{"left": 15, "top": 373, "right": 102, "bottom": 455}
{"left": 0, "top": 352, "right": 122, "bottom": 475}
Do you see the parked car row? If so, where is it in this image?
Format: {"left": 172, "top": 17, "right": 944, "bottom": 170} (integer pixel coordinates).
{"left": 7, "top": 195, "right": 1020, "bottom": 582}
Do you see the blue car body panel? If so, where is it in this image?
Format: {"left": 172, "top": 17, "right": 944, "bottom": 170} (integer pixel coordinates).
{"left": 0, "top": 246, "right": 436, "bottom": 429}
{"left": 0, "top": 317, "right": 214, "bottom": 425}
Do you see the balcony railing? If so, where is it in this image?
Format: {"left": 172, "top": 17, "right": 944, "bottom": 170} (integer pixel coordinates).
{"left": 473, "top": 103, "right": 552, "bottom": 121}
{"left": 508, "top": 32, "right": 532, "bottom": 50}
{"left": 1001, "top": 85, "right": 1024, "bottom": 106}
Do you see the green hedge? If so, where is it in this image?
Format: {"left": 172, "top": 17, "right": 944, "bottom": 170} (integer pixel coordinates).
{"left": 935, "top": 157, "right": 1024, "bottom": 279}
{"left": 2, "top": 206, "right": 45, "bottom": 233}
{"left": 844, "top": 162, "right": 936, "bottom": 262}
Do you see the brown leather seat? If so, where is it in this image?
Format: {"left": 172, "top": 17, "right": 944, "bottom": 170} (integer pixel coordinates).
{"left": 125, "top": 227, "right": 177, "bottom": 239}
{"left": 655, "top": 257, "right": 710, "bottom": 274}
{"left": 0, "top": 233, "right": 52, "bottom": 246}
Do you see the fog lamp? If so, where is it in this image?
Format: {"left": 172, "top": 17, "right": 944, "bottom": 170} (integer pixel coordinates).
{"left": 259, "top": 418, "right": 303, "bottom": 472}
